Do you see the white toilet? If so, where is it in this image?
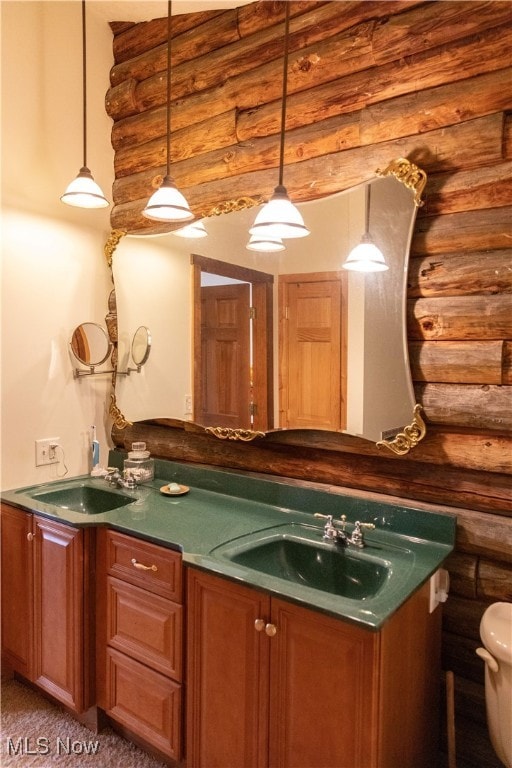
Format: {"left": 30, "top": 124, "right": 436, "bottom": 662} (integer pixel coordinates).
{"left": 477, "top": 601, "right": 512, "bottom": 768}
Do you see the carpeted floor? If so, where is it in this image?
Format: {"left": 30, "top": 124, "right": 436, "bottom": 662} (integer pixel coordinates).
{"left": 1, "top": 678, "right": 167, "bottom": 767}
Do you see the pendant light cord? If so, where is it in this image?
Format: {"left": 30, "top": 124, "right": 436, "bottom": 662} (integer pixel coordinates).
{"left": 364, "top": 184, "right": 371, "bottom": 236}
{"left": 278, "top": 2, "right": 290, "bottom": 187}
{"left": 166, "top": 0, "right": 172, "bottom": 178}
{"left": 82, "top": 0, "right": 87, "bottom": 168}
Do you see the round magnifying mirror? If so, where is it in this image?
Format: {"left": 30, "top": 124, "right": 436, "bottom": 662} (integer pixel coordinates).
{"left": 70, "top": 322, "right": 112, "bottom": 367}
{"left": 131, "top": 326, "right": 152, "bottom": 367}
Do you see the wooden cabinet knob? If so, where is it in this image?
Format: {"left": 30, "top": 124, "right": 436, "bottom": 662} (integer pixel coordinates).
{"left": 254, "top": 619, "right": 265, "bottom": 632}
{"left": 27, "top": 532, "right": 34, "bottom": 541}
{"left": 265, "top": 623, "right": 277, "bottom": 637}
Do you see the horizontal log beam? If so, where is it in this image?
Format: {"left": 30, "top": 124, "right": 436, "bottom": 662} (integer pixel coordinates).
{"left": 408, "top": 248, "right": 512, "bottom": 298}
{"left": 412, "top": 204, "right": 512, "bottom": 256}
{"left": 111, "top": 113, "right": 505, "bottom": 232}
{"left": 408, "top": 295, "right": 512, "bottom": 341}
{"left": 477, "top": 558, "right": 512, "bottom": 601}
{"left": 418, "top": 160, "right": 512, "bottom": 218}
{"left": 114, "top": 111, "right": 237, "bottom": 178}
{"left": 401, "top": 428, "right": 512, "bottom": 474}
{"left": 110, "top": 9, "right": 241, "bottom": 87}
{"left": 371, "top": 0, "right": 512, "bottom": 64}
{"left": 359, "top": 68, "right": 512, "bottom": 146}
{"left": 112, "top": 112, "right": 361, "bottom": 205}
{"left": 416, "top": 383, "right": 512, "bottom": 431}
{"left": 454, "top": 506, "right": 512, "bottom": 563}
{"left": 236, "top": 26, "right": 512, "bottom": 141}
{"left": 253, "top": 425, "right": 512, "bottom": 475}
{"left": 108, "top": 3, "right": 384, "bottom": 124}
{"left": 409, "top": 340, "right": 504, "bottom": 384}
{"left": 111, "top": 9, "right": 224, "bottom": 65}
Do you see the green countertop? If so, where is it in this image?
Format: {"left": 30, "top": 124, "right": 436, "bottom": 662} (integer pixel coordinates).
{"left": 1, "top": 454, "right": 456, "bottom": 630}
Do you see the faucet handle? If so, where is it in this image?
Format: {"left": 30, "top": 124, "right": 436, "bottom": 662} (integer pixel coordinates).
{"left": 314, "top": 513, "right": 339, "bottom": 540}
{"left": 354, "top": 521, "right": 375, "bottom": 531}
{"left": 350, "top": 521, "right": 376, "bottom": 548}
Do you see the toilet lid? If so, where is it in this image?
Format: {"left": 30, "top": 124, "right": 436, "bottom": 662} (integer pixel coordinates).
{"left": 480, "top": 602, "right": 512, "bottom": 664}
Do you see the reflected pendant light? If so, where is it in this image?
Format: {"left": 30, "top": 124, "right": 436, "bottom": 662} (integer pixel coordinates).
{"left": 249, "top": 4, "right": 309, "bottom": 240}
{"left": 61, "top": 0, "right": 109, "bottom": 209}
{"left": 172, "top": 220, "right": 208, "bottom": 238}
{"left": 246, "top": 234, "right": 285, "bottom": 252}
{"left": 343, "top": 185, "right": 388, "bottom": 272}
{"left": 142, "top": 0, "right": 193, "bottom": 223}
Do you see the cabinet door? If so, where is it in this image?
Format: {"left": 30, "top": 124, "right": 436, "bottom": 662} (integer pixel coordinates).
{"left": 269, "top": 598, "right": 378, "bottom": 768}
{"left": 187, "top": 568, "right": 271, "bottom": 768}
{"left": 32, "top": 516, "right": 85, "bottom": 712}
{"left": 1, "top": 504, "right": 33, "bottom": 677}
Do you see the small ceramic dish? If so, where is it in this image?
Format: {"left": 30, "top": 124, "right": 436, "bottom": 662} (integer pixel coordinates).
{"left": 160, "top": 483, "right": 190, "bottom": 496}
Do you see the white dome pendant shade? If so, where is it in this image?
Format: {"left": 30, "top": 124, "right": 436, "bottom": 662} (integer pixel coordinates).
{"left": 143, "top": 175, "right": 194, "bottom": 222}
{"left": 343, "top": 234, "right": 388, "bottom": 272}
{"left": 142, "top": 1, "right": 193, "bottom": 224}
{"left": 249, "top": 185, "right": 309, "bottom": 240}
{"left": 61, "top": 166, "right": 109, "bottom": 209}
{"left": 172, "top": 219, "right": 208, "bottom": 238}
{"left": 343, "top": 184, "right": 388, "bottom": 273}
{"left": 249, "top": 4, "right": 309, "bottom": 243}
{"left": 61, "top": 1, "right": 109, "bottom": 209}
{"left": 246, "top": 233, "right": 285, "bottom": 252}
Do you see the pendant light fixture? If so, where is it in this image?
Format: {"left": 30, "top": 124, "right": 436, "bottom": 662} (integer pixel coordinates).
{"left": 142, "top": 0, "right": 193, "bottom": 223}
{"left": 249, "top": 3, "right": 309, "bottom": 240}
{"left": 61, "top": 0, "right": 109, "bottom": 209}
{"left": 246, "top": 234, "right": 285, "bottom": 252}
{"left": 172, "top": 220, "right": 208, "bottom": 238}
{"left": 343, "top": 185, "right": 388, "bottom": 272}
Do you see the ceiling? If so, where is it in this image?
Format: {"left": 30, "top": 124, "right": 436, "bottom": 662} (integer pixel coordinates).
{"left": 88, "top": 0, "right": 254, "bottom": 24}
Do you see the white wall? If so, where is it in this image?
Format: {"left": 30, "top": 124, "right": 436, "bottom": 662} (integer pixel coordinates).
{"left": 1, "top": 1, "right": 116, "bottom": 489}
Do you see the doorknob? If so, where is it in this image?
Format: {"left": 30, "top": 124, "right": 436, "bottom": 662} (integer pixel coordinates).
{"left": 254, "top": 619, "right": 265, "bottom": 632}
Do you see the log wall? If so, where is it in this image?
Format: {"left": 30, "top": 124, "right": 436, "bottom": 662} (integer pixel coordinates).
{"left": 107, "top": 3, "right": 512, "bottom": 766}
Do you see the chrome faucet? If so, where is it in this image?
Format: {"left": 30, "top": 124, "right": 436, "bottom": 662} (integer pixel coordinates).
{"left": 314, "top": 513, "right": 375, "bottom": 548}
{"left": 105, "top": 468, "right": 137, "bottom": 490}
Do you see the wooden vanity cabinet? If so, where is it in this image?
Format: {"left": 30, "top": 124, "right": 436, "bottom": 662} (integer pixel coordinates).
{"left": 96, "top": 529, "right": 184, "bottom": 763}
{"left": 1, "top": 503, "right": 94, "bottom": 716}
{"left": 186, "top": 567, "right": 441, "bottom": 768}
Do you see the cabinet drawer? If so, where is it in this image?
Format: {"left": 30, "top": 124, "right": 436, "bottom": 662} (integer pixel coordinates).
{"left": 106, "top": 647, "right": 182, "bottom": 761}
{"left": 106, "top": 530, "right": 182, "bottom": 601}
{"left": 107, "top": 576, "right": 182, "bottom": 680}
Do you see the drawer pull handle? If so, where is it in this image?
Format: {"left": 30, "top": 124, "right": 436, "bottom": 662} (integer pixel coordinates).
{"left": 131, "top": 558, "right": 157, "bottom": 572}
{"left": 254, "top": 619, "right": 265, "bottom": 632}
{"left": 27, "top": 532, "right": 34, "bottom": 542}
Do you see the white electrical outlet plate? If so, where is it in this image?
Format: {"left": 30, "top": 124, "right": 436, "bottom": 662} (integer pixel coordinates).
{"left": 185, "top": 395, "right": 193, "bottom": 414}
{"left": 35, "top": 438, "right": 59, "bottom": 466}
{"left": 429, "top": 568, "right": 450, "bottom": 613}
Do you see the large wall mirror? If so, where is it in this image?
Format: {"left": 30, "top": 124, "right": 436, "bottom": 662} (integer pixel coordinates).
{"left": 112, "top": 159, "right": 426, "bottom": 450}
